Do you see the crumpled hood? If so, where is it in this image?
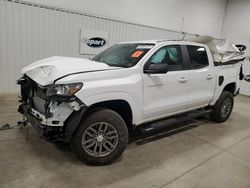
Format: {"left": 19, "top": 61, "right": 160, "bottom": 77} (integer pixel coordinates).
{"left": 22, "top": 56, "right": 120, "bottom": 86}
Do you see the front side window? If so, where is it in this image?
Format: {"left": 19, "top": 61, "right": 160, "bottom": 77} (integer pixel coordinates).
{"left": 92, "top": 43, "right": 154, "bottom": 68}
{"left": 187, "top": 45, "right": 209, "bottom": 69}
{"left": 147, "top": 45, "right": 183, "bottom": 71}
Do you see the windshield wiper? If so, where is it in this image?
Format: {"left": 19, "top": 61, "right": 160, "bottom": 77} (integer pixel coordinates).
{"left": 106, "top": 63, "right": 128, "bottom": 68}
{"left": 92, "top": 59, "right": 128, "bottom": 68}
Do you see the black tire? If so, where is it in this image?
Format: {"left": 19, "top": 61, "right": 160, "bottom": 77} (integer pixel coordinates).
{"left": 71, "top": 108, "right": 128, "bottom": 165}
{"left": 210, "top": 91, "right": 234, "bottom": 123}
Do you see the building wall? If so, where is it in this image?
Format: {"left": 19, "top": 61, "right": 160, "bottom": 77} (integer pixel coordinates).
{"left": 222, "top": 0, "right": 250, "bottom": 38}
{"left": 25, "top": 0, "right": 227, "bottom": 37}
{"left": 0, "top": 0, "right": 227, "bottom": 93}
{"left": 222, "top": 0, "right": 250, "bottom": 95}
{"left": 0, "top": 0, "right": 181, "bottom": 93}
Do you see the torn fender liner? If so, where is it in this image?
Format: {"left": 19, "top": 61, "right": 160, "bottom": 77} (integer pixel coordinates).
{"left": 64, "top": 107, "right": 88, "bottom": 142}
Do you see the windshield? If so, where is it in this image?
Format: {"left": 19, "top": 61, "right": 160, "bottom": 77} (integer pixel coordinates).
{"left": 92, "top": 43, "right": 155, "bottom": 67}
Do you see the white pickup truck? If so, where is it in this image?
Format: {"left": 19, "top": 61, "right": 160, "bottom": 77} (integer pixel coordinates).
{"left": 18, "top": 37, "right": 245, "bottom": 165}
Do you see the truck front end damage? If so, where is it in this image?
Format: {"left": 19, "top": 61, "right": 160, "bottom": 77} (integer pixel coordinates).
{"left": 17, "top": 76, "right": 86, "bottom": 141}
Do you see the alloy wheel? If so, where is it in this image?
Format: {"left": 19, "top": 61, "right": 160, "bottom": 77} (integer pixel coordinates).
{"left": 81, "top": 122, "right": 119, "bottom": 157}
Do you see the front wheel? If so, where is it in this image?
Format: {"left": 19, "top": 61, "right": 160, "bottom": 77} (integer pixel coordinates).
{"left": 210, "top": 91, "right": 234, "bottom": 123}
{"left": 71, "top": 109, "right": 128, "bottom": 165}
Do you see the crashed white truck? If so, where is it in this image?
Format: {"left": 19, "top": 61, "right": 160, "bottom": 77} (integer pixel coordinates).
{"left": 18, "top": 36, "right": 246, "bottom": 165}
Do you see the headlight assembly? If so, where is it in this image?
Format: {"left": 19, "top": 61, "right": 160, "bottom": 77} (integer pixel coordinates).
{"left": 46, "top": 83, "right": 83, "bottom": 97}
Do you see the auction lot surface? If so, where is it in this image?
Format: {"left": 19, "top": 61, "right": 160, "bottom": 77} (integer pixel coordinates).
{"left": 0, "top": 94, "right": 250, "bottom": 188}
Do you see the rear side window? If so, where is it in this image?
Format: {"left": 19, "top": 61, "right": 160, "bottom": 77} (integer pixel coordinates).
{"left": 187, "top": 45, "right": 209, "bottom": 69}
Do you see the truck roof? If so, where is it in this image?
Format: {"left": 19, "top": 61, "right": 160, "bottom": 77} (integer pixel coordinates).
{"left": 119, "top": 37, "right": 212, "bottom": 46}
{"left": 120, "top": 39, "right": 184, "bottom": 44}
{"left": 119, "top": 35, "right": 215, "bottom": 46}
{"left": 119, "top": 35, "right": 245, "bottom": 64}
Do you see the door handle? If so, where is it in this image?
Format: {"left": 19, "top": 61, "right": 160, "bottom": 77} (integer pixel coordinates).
{"left": 206, "top": 75, "right": 213, "bottom": 80}
{"left": 178, "top": 77, "right": 188, "bottom": 83}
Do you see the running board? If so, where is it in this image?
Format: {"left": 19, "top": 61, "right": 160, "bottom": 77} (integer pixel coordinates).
{"left": 140, "top": 109, "right": 210, "bottom": 133}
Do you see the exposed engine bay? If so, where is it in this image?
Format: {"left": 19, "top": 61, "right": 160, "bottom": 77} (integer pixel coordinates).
{"left": 17, "top": 76, "right": 85, "bottom": 140}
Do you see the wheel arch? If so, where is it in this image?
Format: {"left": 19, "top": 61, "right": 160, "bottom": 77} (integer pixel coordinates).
{"left": 64, "top": 98, "right": 134, "bottom": 143}
{"left": 222, "top": 82, "right": 237, "bottom": 94}
{"left": 85, "top": 99, "right": 133, "bottom": 128}
{"left": 210, "top": 81, "right": 238, "bottom": 106}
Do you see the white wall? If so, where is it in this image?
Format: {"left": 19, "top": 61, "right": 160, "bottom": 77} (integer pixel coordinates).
{"left": 0, "top": 0, "right": 183, "bottom": 93}
{"left": 0, "top": 0, "right": 228, "bottom": 93}
{"left": 222, "top": 0, "right": 250, "bottom": 95}
{"left": 222, "top": 0, "right": 250, "bottom": 38}
{"left": 25, "top": 0, "right": 227, "bottom": 37}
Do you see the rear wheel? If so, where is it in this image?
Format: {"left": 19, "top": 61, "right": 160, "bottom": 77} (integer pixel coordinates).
{"left": 71, "top": 109, "right": 128, "bottom": 165}
{"left": 210, "top": 91, "right": 234, "bottom": 123}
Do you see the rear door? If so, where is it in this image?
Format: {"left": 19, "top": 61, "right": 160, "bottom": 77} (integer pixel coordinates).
{"left": 185, "top": 45, "right": 216, "bottom": 108}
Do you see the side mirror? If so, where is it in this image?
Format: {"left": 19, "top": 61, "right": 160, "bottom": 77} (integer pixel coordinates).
{"left": 144, "top": 63, "right": 168, "bottom": 74}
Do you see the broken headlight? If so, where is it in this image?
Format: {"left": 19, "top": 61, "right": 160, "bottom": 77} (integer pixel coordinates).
{"left": 46, "top": 83, "right": 83, "bottom": 97}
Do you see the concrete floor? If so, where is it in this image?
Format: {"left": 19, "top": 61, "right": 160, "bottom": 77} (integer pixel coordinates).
{"left": 0, "top": 93, "right": 250, "bottom": 188}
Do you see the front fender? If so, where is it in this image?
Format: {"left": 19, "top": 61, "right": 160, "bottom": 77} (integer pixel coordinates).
{"left": 77, "top": 92, "right": 141, "bottom": 125}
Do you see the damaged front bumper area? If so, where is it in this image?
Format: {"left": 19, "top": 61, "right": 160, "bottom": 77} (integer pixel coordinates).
{"left": 17, "top": 76, "right": 86, "bottom": 141}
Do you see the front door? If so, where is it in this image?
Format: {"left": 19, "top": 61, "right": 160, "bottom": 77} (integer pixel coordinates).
{"left": 142, "top": 45, "right": 189, "bottom": 121}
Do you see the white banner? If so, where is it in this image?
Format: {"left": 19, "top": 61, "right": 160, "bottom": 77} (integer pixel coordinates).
{"left": 80, "top": 29, "right": 109, "bottom": 55}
